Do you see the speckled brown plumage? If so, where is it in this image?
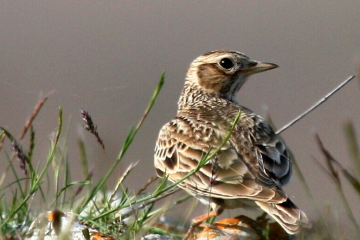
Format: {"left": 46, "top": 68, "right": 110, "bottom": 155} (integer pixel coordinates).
{"left": 154, "top": 50, "right": 309, "bottom": 237}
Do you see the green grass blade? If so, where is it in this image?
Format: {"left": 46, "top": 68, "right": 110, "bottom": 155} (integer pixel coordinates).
{"left": 76, "top": 74, "right": 165, "bottom": 214}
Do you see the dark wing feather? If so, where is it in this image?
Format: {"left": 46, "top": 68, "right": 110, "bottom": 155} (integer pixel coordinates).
{"left": 252, "top": 116, "right": 293, "bottom": 187}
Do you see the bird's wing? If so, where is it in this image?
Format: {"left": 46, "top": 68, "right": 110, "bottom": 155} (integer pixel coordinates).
{"left": 154, "top": 116, "right": 286, "bottom": 203}
{"left": 249, "top": 115, "right": 293, "bottom": 188}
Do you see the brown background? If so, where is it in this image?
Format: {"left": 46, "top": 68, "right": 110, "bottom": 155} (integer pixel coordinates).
{"left": 1, "top": 1, "right": 360, "bottom": 236}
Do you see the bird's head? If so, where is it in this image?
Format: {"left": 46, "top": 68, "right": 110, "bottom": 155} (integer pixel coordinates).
{"left": 185, "top": 50, "right": 278, "bottom": 103}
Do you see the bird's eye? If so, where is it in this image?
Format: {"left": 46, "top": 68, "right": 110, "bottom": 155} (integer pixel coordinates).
{"left": 219, "top": 58, "right": 234, "bottom": 70}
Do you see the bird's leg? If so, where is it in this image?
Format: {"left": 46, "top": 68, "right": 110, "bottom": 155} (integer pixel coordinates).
{"left": 182, "top": 205, "right": 223, "bottom": 240}
{"left": 256, "top": 211, "right": 268, "bottom": 221}
{"left": 182, "top": 211, "right": 218, "bottom": 240}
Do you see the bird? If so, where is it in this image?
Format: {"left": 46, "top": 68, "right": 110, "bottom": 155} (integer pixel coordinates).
{"left": 154, "top": 50, "right": 309, "bottom": 238}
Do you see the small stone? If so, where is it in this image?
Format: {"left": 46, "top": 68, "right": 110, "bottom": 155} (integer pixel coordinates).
{"left": 141, "top": 234, "right": 175, "bottom": 240}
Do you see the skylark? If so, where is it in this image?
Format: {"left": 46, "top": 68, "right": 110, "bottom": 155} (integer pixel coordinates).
{"left": 154, "top": 50, "right": 309, "bottom": 237}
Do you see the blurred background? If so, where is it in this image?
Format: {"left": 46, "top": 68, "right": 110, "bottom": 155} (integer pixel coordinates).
{"left": 1, "top": 1, "right": 360, "bottom": 237}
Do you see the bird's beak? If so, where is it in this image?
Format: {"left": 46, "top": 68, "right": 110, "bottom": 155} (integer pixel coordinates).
{"left": 238, "top": 61, "right": 278, "bottom": 75}
{"left": 252, "top": 61, "right": 278, "bottom": 72}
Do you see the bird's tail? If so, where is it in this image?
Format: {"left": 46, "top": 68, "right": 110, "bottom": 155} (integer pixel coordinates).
{"left": 255, "top": 198, "right": 310, "bottom": 234}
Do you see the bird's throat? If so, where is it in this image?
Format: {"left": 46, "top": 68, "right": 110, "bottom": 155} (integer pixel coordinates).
{"left": 221, "top": 76, "right": 247, "bottom": 103}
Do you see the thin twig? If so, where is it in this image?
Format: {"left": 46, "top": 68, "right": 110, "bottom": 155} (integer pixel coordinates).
{"left": 12, "top": 140, "right": 28, "bottom": 176}
{"left": 315, "top": 134, "right": 360, "bottom": 233}
{"left": 276, "top": 75, "right": 356, "bottom": 134}
{"left": 136, "top": 176, "right": 159, "bottom": 196}
{"left": 114, "top": 188, "right": 181, "bottom": 220}
{"left": 315, "top": 134, "right": 340, "bottom": 184}
{"left": 19, "top": 91, "right": 54, "bottom": 140}
{"left": 109, "top": 161, "right": 139, "bottom": 203}
{"left": 81, "top": 109, "right": 105, "bottom": 150}
{"left": 0, "top": 133, "right": 5, "bottom": 153}
{"left": 74, "top": 167, "right": 94, "bottom": 197}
